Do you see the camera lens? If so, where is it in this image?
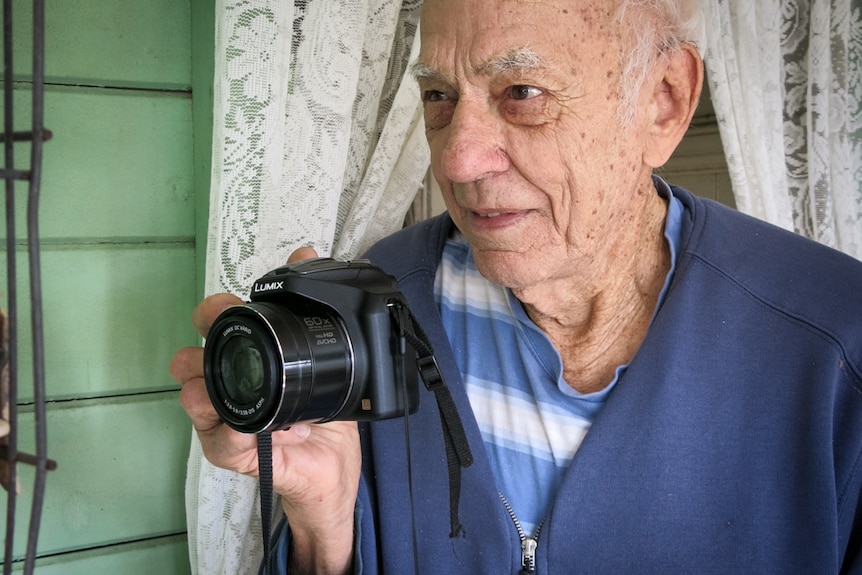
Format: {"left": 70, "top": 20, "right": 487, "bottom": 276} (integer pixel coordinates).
{"left": 204, "top": 301, "right": 355, "bottom": 433}
{"left": 219, "top": 337, "right": 264, "bottom": 406}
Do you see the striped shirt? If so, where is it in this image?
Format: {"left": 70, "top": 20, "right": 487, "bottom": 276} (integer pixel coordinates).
{"left": 434, "top": 187, "right": 682, "bottom": 535}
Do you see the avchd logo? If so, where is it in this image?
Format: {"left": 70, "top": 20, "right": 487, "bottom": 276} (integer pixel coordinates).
{"left": 253, "top": 280, "right": 284, "bottom": 293}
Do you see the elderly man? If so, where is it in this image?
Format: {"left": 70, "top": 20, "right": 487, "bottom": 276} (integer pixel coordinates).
{"left": 171, "top": 0, "right": 862, "bottom": 573}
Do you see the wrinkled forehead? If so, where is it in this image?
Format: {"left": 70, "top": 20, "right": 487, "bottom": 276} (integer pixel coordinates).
{"left": 418, "top": 0, "right": 621, "bottom": 76}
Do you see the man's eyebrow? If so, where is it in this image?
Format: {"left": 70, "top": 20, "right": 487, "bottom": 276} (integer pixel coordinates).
{"left": 410, "top": 62, "right": 445, "bottom": 82}
{"left": 410, "top": 47, "right": 544, "bottom": 82}
{"left": 477, "top": 47, "right": 543, "bottom": 75}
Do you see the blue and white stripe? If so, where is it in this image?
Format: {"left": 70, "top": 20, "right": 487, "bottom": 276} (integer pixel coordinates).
{"left": 435, "top": 235, "right": 612, "bottom": 535}
{"left": 433, "top": 181, "right": 683, "bottom": 536}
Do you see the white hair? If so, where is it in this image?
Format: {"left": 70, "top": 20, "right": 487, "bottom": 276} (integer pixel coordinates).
{"left": 616, "top": 0, "right": 706, "bottom": 125}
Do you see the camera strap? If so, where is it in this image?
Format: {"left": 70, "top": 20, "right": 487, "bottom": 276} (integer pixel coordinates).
{"left": 257, "top": 431, "right": 274, "bottom": 575}
{"left": 394, "top": 303, "right": 474, "bottom": 538}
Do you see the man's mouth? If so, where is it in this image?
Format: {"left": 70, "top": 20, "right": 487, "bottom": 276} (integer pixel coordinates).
{"left": 473, "top": 210, "right": 520, "bottom": 218}
{"left": 467, "top": 209, "right": 528, "bottom": 230}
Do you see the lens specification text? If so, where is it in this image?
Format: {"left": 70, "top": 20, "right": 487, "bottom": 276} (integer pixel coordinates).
{"left": 224, "top": 397, "right": 264, "bottom": 416}
{"left": 304, "top": 316, "right": 339, "bottom": 345}
{"left": 221, "top": 324, "right": 253, "bottom": 337}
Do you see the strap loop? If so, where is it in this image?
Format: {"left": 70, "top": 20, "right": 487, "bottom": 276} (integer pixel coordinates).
{"left": 395, "top": 303, "right": 474, "bottom": 536}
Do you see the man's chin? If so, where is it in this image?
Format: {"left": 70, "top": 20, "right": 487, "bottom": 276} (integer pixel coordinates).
{"left": 472, "top": 249, "right": 546, "bottom": 290}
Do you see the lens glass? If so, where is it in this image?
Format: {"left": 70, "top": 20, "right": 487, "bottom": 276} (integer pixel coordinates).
{"left": 219, "top": 336, "right": 265, "bottom": 406}
{"left": 204, "top": 300, "right": 356, "bottom": 433}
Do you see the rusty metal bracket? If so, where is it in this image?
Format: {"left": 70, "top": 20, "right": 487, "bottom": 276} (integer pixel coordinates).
{"left": 2, "top": 0, "right": 55, "bottom": 573}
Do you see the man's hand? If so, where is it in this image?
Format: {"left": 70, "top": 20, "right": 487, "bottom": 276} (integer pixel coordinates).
{"left": 170, "top": 247, "right": 358, "bottom": 574}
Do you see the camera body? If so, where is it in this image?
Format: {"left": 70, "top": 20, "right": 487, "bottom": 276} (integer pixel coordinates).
{"left": 203, "top": 258, "right": 420, "bottom": 434}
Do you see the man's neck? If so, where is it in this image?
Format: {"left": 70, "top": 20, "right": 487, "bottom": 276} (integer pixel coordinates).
{"left": 513, "top": 190, "right": 671, "bottom": 394}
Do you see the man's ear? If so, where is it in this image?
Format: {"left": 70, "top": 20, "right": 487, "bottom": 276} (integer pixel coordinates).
{"left": 642, "top": 43, "right": 704, "bottom": 169}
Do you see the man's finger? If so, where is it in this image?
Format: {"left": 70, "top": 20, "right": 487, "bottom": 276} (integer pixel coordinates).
{"left": 169, "top": 346, "right": 203, "bottom": 385}
{"left": 288, "top": 247, "right": 319, "bottom": 263}
{"left": 191, "top": 293, "right": 244, "bottom": 338}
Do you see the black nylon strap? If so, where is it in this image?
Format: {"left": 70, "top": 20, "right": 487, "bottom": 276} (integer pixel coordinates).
{"left": 403, "top": 311, "right": 474, "bottom": 538}
{"left": 416, "top": 355, "right": 473, "bottom": 469}
{"left": 258, "top": 432, "right": 274, "bottom": 575}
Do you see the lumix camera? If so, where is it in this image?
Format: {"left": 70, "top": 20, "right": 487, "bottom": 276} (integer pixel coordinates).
{"left": 203, "top": 258, "right": 421, "bottom": 434}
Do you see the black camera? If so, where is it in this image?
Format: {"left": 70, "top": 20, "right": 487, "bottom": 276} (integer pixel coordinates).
{"left": 203, "top": 258, "right": 420, "bottom": 434}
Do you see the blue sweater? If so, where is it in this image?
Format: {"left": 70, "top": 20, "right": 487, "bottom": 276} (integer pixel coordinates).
{"left": 274, "top": 186, "right": 862, "bottom": 574}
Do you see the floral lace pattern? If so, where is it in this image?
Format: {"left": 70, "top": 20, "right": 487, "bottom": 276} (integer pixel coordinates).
{"left": 189, "top": 1, "right": 427, "bottom": 573}
{"left": 205, "top": 0, "right": 427, "bottom": 298}
{"left": 703, "top": 0, "right": 862, "bottom": 260}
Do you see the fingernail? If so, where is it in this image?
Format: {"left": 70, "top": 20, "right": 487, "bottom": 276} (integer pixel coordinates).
{"left": 292, "top": 423, "right": 311, "bottom": 438}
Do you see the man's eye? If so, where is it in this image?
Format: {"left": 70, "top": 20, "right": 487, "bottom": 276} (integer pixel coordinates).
{"left": 423, "top": 90, "right": 449, "bottom": 103}
{"left": 509, "top": 85, "right": 542, "bottom": 100}
{"left": 420, "top": 89, "right": 456, "bottom": 131}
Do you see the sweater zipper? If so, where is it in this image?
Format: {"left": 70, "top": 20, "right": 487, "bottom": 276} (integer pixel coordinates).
{"left": 498, "top": 491, "right": 544, "bottom": 574}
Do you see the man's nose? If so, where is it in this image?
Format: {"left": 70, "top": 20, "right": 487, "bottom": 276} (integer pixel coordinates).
{"left": 439, "top": 102, "right": 510, "bottom": 183}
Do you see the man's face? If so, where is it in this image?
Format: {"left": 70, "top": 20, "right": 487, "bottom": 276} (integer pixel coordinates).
{"left": 416, "top": 0, "right": 657, "bottom": 290}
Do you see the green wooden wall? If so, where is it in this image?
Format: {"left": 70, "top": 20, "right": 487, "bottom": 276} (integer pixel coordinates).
{"left": 1, "top": 0, "right": 213, "bottom": 572}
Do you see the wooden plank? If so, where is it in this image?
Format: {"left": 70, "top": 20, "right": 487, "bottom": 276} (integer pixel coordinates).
{"left": 11, "top": 534, "right": 191, "bottom": 575}
{"left": 657, "top": 171, "right": 737, "bottom": 209}
{"left": 2, "top": 4, "right": 205, "bottom": 575}
{"left": 663, "top": 152, "right": 731, "bottom": 175}
{"left": 0, "top": 243, "right": 199, "bottom": 401}
{"left": 5, "top": 85, "right": 194, "bottom": 242}
{"left": 191, "top": 0, "right": 216, "bottom": 301}
{"left": 0, "top": 392, "right": 192, "bottom": 559}
{"left": 10, "top": 0, "right": 191, "bottom": 89}
{"left": 668, "top": 130, "right": 726, "bottom": 163}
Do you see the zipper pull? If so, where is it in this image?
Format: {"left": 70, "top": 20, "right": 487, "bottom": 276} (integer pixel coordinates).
{"left": 520, "top": 536, "right": 538, "bottom": 574}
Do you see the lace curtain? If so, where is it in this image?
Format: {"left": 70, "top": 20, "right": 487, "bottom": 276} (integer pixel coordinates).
{"left": 186, "top": 1, "right": 428, "bottom": 573}
{"left": 703, "top": 0, "right": 862, "bottom": 260}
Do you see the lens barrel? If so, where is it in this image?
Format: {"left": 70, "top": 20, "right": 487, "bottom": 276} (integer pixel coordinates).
{"left": 204, "top": 301, "right": 354, "bottom": 433}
